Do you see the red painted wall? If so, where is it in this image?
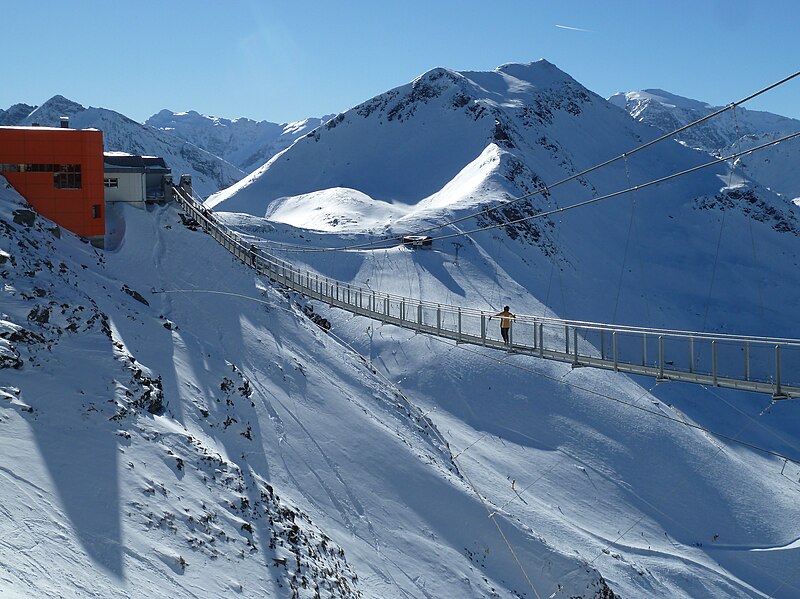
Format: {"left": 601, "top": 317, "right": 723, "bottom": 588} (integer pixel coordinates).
{"left": 0, "top": 127, "right": 105, "bottom": 238}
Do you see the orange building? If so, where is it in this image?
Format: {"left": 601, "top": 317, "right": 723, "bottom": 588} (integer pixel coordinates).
{"left": 0, "top": 126, "right": 105, "bottom": 241}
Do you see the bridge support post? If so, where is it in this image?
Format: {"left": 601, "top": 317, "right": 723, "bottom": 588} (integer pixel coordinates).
{"left": 689, "top": 336, "right": 695, "bottom": 373}
{"left": 436, "top": 306, "right": 441, "bottom": 334}
{"left": 642, "top": 333, "right": 647, "bottom": 367}
{"left": 600, "top": 329, "right": 605, "bottom": 360}
{"left": 712, "top": 340, "right": 718, "bottom": 386}
{"left": 481, "top": 314, "right": 486, "bottom": 346}
{"left": 657, "top": 335, "right": 668, "bottom": 382}
{"left": 744, "top": 341, "right": 750, "bottom": 381}
{"left": 400, "top": 299, "right": 405, "bottom": 322}
{"left": 533, "top": 318, "right": 537, "bottom": 350}
{"left": 573, "top": 328, "right": 579, "bottom": 366}
{"left": 417, "top": 304, "right": 422, "bottom": 331}
{"left": 774, "top": 345, "right": 787, "bottom": 399}
{"left": 457, "top": 308, "right": 462, "bottom": 343}
{"left": 565, "top": 325, "right": 570, "bottom": 355}
{"left": 539, "top": 323, "right": 544, "bottom": 358}
{"left": 613, "top": 331, "right": 618, "bottom": 372}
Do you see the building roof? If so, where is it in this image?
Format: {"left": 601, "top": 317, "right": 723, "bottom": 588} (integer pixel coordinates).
{"left": 103, "top": 153, "right": 170, "bottom": 173}
{"left": 0, "top": 125, "right": 100, "bottom": 132}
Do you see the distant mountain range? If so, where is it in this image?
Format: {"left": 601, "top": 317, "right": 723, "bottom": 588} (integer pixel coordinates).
{"left": 146, "top": 110, "right": 330, "bottom": 175}
{"left": 2, "top": 60, "right": 800, "bottom": 598}
{"left": 609, "top": 89, "right": 800, "bottom": 201}
{"left": 0, "top": 97, "right": 329, "bottom": 199}
{"left": 3, "top": 84, "right": 796, "bottom": 204}
{"left": 208, "top": 59, "right": 799, "bottom": 337}
{"left": 0, "top": 96, "right": 244, "bottom": 198}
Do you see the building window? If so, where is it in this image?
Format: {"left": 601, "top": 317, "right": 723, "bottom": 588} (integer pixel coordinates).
{"left": 54, "top": 164, "right": 81, "bottom": 189}
{"left": 104, "top": 178, "right": 118, "bottom": 188}
{"left": 91, "top": 204, "right": 102, "bottom": 218}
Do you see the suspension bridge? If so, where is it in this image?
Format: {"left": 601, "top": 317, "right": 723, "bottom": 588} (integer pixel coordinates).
{"left": 167, "top": 70, "right": 800, "bottom": 401}
{"left": 172, "top": 186, "right": 799, "bottom": 400}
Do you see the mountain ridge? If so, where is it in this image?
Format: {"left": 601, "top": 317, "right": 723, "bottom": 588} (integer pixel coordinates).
{"left": 609, "top": 88, "right": 800, "bottom": 200}
{"left": 146, "top": 109, "right": 330, "bottom": 175}
{"left": 2, "top": 59, "right": 800, "bottom": 598}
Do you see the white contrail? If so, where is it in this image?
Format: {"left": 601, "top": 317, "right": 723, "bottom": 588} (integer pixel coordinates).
{"left": 555, "top": 24, "right": 591, "bottom": 32}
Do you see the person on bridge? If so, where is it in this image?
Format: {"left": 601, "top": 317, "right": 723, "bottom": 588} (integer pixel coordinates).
{"left": 490, "top": 306, "right": 516, "bottom": 345}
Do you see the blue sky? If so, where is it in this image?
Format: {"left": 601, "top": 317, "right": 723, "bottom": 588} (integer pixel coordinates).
{"left": 3, "top": 0, "right": 798, "bottom": 124}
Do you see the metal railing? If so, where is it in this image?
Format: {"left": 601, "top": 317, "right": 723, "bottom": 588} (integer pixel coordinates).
{"left": 173, "top": 186, "right": 800, "bottom": 399}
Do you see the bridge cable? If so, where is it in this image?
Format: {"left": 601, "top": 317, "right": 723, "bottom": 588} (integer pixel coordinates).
{"left": 263, "top": 130, "right": 800, "bottom": 253}
{"left": 178, "top": 185, "right": 800, "bottom": 346}
{"left": 249, "top": 70, "right": 800, "bottom": 254}
{"left": 702, "top": 105, "right": 743, "bottom": 332}
{"left": 409, "top": 131, "right": 800, "bottom": 246}
{"left": 701, "top": 384, "right": 800, "bottom": 462}
{"left": 733, "top": 108, "right": 768, "bottom": 323}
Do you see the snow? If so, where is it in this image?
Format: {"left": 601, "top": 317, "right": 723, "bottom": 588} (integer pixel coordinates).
{"left": 206, "top": 61, "right": 800, "bottom": 597}
{"left": 2, "top": 59, "right": 800, "bottom": 598}
{"left": 609, "top": 89, "right": 713, "bottom": 113}
{"left": 146, "top": 109, "right": 328, "bottom": 176}
{"left": 264, "top": 187, "right": 408, "bottom": 233}
{"left": 610, "top": 87, "right": 800, "bottom": 201}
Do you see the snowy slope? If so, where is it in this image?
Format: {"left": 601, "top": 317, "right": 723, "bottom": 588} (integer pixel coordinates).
{"left": 4, "top": 96, "right": 245, "bottom": 198}
{"left": 609, "top": 89, "right": 800, "bottom": 201}
{"left": 209, "top": 60, "right": 800, "bottom": 597}
{"left": 146, "top": 110, "right": 329, "bottom": 175}
{"left": 3, "top": 60, "right": 800, "bottom": 598}
{"left": 0, "top": 179, "right": 625, "bottom": 598}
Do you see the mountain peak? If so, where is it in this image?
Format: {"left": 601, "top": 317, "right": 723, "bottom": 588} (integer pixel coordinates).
{"left": 0, "top": 102, "right": 37, "bottom": 126}
{"left": 24, "top": 95, "right": 86, "bottom": 126}
{"left": 614, "top": 89, "right": 712, "bottom": 112}
{"left": 496, "top": 59, "right": 574, "bottom": 86}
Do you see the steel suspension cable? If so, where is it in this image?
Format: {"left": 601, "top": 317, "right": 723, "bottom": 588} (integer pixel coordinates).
{"left": 416, "top": 131, "right": 800, "bottom": 245}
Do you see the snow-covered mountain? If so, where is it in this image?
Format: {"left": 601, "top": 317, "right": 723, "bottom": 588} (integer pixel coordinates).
{"left": 206, "top": 60, "right": 800, "bottom": 596}
{"left": 2, "top": 96, "right": 246, "bottom": 198}
{"left": 208, "top": 60, "right": 800, "bottom": 332}
{"left": 0, "top": 102, "right": 36, "bottom": 126}
{"left": 3, "top": 60, "right": 800, "bottom": 598}
{"left": 0, "top": 178, "right": 624, "bottom": 598}
{"left": 609, "top": 89, "right": 800, "bottom": 201}
{"left": 146, "top": 110, "right": 330, "bottom": 175}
